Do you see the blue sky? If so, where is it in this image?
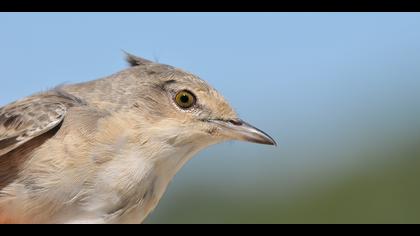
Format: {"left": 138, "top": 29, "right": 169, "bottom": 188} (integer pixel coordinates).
{"left": 1, "top": 13, "right": 420, "bottom": 197}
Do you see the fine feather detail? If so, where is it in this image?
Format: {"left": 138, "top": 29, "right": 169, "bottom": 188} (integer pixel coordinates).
{"left": 123, "top": 51, "right": 153, "bottom": 67}
{"left": 0, "top": 89, "right": 86, "bottom": 156}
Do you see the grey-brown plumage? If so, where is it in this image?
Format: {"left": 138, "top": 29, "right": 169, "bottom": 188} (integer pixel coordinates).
{"left": 0, "top": 52, "right": 276, "bottom": 224}
{"left": 0, "top": 90, "right": 86, "bottom": 156}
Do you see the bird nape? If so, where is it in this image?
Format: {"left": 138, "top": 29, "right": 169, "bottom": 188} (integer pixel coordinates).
{"left": 0, "top": 52, "right": 276, "bottom": 224}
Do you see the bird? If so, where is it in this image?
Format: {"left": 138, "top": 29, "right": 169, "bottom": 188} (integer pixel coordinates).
{"left": 0, "top": 52, "right": 276, "bottom": 224}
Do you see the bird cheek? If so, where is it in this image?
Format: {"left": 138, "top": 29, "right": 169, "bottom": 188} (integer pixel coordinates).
{"left": 204, "top": 126, "right": 230, "bottom": 144}
{"left": 206, "top": 126, "right": 218, "bottom": 136}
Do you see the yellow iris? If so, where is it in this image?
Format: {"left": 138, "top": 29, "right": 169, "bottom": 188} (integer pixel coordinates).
{"left": 175, "top": 90, "right": 196, "bottom": 109}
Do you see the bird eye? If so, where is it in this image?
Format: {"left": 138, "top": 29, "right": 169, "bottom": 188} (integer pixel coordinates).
{"left": 175, "top": 90, "right": 196, "bottom": 109}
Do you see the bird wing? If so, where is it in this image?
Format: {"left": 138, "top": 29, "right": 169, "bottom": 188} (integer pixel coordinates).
{"left": 0, "top": 90, "right": 85, "bottom": 156}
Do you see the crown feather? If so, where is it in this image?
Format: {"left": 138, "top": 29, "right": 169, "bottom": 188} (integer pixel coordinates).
{"left": 123, "top": 51, "right": 153, "bottom": 67}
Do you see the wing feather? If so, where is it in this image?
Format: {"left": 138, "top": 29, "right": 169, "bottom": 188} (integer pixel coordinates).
{"left": 0, "top": 90, "right": 85, "bottom": 156}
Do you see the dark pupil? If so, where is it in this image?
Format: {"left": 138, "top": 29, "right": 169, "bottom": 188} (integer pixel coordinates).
{"left": 180, "top": 94, "right": 189, "bottom": 103}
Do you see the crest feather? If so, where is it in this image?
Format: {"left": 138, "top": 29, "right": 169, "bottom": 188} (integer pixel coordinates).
{"left": 123, "top": 51, "right": 153, "bottom": 67}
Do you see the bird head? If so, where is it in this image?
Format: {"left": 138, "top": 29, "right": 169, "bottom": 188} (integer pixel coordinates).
{"left": 123, "top": 52, "right": 276, "bottom": 150}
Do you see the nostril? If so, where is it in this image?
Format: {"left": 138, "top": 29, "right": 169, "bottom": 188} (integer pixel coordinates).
{"left": 228, "top": 119, "right": 243, "bottom": 126}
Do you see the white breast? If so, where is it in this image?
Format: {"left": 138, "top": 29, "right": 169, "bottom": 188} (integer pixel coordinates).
{"left": 61, "top": 143, "right": 201, "bottom": 224}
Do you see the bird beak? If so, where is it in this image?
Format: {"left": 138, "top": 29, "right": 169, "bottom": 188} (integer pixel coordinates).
{"left": 209, "top": 119, "right": 277, "bottom": 146}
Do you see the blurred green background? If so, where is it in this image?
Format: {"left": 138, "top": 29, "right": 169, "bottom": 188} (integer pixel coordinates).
{"left": 1, "top": 13, "right": 420, "bottom": 223}
{"left": 146, "top": 137, "right": 420, "bottom": 223}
